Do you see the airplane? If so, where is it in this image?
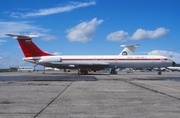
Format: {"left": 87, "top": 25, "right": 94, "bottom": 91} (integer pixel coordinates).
{"left": 6, "top": 34, "right": 175, "bottom": 75}
{"left": 151, "top": 67, "right": 167, "bottom": 71}
{"left": 118, "top": 44, "right": 140, "bottom": 73}
{"left": 119, "top": 44, "right": 140, "bottom": 56}
{"left": 167, "top": 67, "right": 180, "bottom": 72}
{"left": 104, "top": 44, "right": 140, "bottom": 73}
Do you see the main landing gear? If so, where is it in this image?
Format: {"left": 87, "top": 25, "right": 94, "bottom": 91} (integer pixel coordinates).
{"left": 42, "top": 66, "right": 46, "bottom": 74}
{"left": 78, "top": 69, "right": 88, "bottom": 75}
{"left": 110, "top": 68, "right": 117, "bottom": 74}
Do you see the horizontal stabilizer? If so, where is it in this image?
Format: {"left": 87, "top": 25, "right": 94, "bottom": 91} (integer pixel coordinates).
{"left": 5, "top": 34, "right": 39, "bottom": 39}
{"left": 120, "top": 44, "right": 140, "bottom": 48}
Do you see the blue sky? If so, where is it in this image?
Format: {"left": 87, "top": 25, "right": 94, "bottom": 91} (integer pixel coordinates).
{"left": 0, "top": 0, "right": 180, "bottom": 68}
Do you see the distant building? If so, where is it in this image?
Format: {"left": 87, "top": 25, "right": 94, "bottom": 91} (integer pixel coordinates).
{"left": 9, "top": 66, "right": 18, "bottom": 72}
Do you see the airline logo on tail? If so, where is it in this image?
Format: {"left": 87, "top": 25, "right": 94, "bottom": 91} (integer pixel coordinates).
{"left": 121, "top": 51, "right": 128, "bottom": 55}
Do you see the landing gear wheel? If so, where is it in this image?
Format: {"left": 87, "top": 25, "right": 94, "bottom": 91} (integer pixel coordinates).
{"left": 78, "top": 70, "right": 88, "bottom": 75}
{"left": 78, "top": 70, "right": 82, "bottom": 75}
{"left": 158, "top": 71, "right": 162, "bottom": 75}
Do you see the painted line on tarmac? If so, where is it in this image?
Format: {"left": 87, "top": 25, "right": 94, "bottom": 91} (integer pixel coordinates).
{"left": 34, "top": 81, "right": 73, "bottom": 118}
{"left": 136, "top": 80, "right": 180, "bottom": 93}
{"left": 110, "top": 75, "right": 180, "bottom": 100}
{"left": 120, "top": 76, "right": 180, "bottom": 93}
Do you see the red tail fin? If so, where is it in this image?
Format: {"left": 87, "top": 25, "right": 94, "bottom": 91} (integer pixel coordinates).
{"left": 6, "top": 34, "right": 52, "bottom": 57}
{"left": 17, "top": 39, "right": 52, "bottom": 57}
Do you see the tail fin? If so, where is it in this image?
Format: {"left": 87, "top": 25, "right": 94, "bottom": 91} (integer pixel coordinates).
{"left": 6, "top": 34, "right": 52, "bottom": 57}
{"left": 119, "top": 44, "right": 140, "bottom": 56}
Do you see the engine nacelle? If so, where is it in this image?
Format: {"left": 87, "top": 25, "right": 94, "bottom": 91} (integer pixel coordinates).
{"left": 38, "top": 57, "right": 62, "bottom": 63}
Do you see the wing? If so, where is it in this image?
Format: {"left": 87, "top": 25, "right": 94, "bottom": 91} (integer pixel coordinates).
{"left": 43, "top": 61, "right": 110, "bottom": 70}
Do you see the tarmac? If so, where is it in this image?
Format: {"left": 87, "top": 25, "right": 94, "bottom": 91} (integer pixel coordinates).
{"left": 0, "top": 70, "right": 180, "bottom": 118}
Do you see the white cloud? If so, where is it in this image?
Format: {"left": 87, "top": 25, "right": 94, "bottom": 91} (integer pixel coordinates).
{"left": 131, "top": 27, "right": 169, "bottom": 40}
{"left": 148, "top": 50, "right": 180, "bottom": 63}
{"left": 0, "top": 21, "right": 49, "bottom": 38}
{"left": 66, "top": 18, "right": 103, "bottom": 43}
{"left": 10, "top": 1, "right": 96, "bottom": 18}
{"left": 42, "top": 35, "right": 57, "bottom": 41}
{"left": 107, "top": 27, "right": 169, "bottom": 42}
{"left": 106, "top": 30, "right": 129, "bottom": 42}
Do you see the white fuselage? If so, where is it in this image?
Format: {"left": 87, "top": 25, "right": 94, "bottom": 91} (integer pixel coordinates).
{"left": 23, "top": 55, "right": 173, "bottom": 70}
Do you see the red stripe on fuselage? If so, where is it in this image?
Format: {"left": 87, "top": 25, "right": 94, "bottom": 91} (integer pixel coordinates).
{"left": 61, "top": 58, "right": 168, "bottom": 61}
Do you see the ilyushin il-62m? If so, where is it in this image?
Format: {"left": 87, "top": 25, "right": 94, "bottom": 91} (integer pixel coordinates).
{"left": 6, "top": 34, "right": 175, "bottom": 75}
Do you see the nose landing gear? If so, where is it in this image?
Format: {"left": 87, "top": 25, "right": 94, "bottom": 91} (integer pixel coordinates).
{"left": 158, "top": 71, "right": 162, "bottom": 75}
